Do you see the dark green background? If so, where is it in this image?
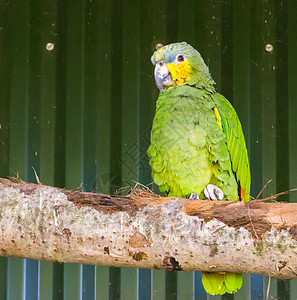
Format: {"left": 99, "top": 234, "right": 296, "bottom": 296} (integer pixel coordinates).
{"left": 0, "top": 0, "right": 296, "bottom": 299}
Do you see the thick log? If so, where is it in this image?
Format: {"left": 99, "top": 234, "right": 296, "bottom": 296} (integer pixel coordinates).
{"left": 0, "top": 178, "right": 297, "bottom": 279}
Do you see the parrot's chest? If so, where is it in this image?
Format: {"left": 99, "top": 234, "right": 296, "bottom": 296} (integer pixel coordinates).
{"left": 148, "top": 88, "right": 233, "bottom": 197}
{"left": 151, "top": 96, "right": 223, "bottom": 155}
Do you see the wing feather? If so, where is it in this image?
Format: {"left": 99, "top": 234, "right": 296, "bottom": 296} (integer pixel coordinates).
{"left": 213, "top": 93, "right": 251, "bottom": 201}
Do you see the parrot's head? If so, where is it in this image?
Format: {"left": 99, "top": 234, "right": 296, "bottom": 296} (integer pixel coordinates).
{"left": 151, "top": 42, "right": 213, "bottom": 93}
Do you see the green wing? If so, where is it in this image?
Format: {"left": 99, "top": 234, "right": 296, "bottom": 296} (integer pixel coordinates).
{"left": 212, "top": 93, "right": 251, "bottom": 201}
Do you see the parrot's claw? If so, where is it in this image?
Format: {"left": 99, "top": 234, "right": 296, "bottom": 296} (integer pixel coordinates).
{"left": 189, "top": 193, "right": 199, "bottom": 200}
{"left": 204, "top": 184, "right": 224, "bottom": 201}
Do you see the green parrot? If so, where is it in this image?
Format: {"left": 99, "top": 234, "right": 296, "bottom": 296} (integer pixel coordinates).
{"left": 147, "top": 42, "right": 251, "bottom": 295}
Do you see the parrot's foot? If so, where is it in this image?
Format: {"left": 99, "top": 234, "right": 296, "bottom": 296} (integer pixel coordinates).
{"left": 189, "top": 193, "right": 199, "bottom": 200}
{"left": 204, "top": 184, "right": 224, "bottom": 200}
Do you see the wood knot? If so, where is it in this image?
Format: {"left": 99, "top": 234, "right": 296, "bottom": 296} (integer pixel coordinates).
{"left": 277, "top": 261, "right": 287, "bottom": 271}
{"left": 62, "top": 228, "right": 71, "bottom": 238}
{"left": 162, "top": 256, "right": 182, "bottom": 271}
{"left": 210, "top": 243, "right": 218, "bottom": 257}
{"left": 129, "top": 251, "right": 148, "bottom": 261}
{"left": 129, "top": 230, "right": 150, "bottom": 248}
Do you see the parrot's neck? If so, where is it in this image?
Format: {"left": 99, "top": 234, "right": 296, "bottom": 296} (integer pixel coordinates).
{"left": 160, "top": 79, "right": 216, "bottom": 103}
{"left": 193, "top": 74, "right": 216, "bottom": 94}
{"left": 156, "top": 84, "right": 216, "bottom": 116}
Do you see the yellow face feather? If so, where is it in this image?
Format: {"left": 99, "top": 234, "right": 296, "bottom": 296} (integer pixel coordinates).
{"left": 166, "top": 61, "right": 190, "bottom": 86}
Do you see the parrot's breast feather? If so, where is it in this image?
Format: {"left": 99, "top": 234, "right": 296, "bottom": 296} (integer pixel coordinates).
{"left": 148, "top": 86, "right": 239, "bottom": 200}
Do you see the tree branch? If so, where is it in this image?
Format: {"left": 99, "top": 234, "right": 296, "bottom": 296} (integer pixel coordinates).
{"left": 0, "top": 178, "right": 297, "bottom": 279}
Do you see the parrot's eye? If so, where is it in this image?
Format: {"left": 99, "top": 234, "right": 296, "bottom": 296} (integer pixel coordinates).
{"left": 177, "top": 54, "right": 185, "bottom": 62}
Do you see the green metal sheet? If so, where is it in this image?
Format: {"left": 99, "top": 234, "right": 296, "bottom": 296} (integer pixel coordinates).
{"left": 40, "top": 262, "right": 56, "bottom": 300}
{"left": 7, "top": 258, "right": 24, "bottom": 299}
{"left": 152, "top": 270, "right": 166, "bottom": 300}
{"left": 96, "top": 266, "right": 109, "bottom": 299}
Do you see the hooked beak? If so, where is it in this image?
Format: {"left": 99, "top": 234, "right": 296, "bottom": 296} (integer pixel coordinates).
{"left": 154, "top": 60, "right": 174, "bottom": 93}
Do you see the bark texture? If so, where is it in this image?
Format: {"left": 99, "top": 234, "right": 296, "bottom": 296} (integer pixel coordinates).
{"left": 0, "top": 178, "right": 297, "bottom": 279}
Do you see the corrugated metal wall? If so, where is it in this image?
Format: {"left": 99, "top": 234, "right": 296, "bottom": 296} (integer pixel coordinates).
{"left": 0, "top": 0, "right": 297, "bottom": 299}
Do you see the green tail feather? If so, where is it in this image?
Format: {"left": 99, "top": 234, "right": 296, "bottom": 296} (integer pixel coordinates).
{"left": 202, "top": 272, "right": 242, "bottom": 295}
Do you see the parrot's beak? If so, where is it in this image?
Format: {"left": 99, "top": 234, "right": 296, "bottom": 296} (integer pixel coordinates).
{"left": 154, "top": 60, "right": 174, "bottom": 93}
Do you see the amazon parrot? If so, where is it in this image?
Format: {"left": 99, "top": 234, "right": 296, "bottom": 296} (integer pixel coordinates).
{"left": 147, "top": 42, "right": 251, "bottom": 295}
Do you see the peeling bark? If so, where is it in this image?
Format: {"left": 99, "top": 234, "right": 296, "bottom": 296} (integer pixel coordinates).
{"left": 0, "top": 178, "right": 297, "bottom": 279}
